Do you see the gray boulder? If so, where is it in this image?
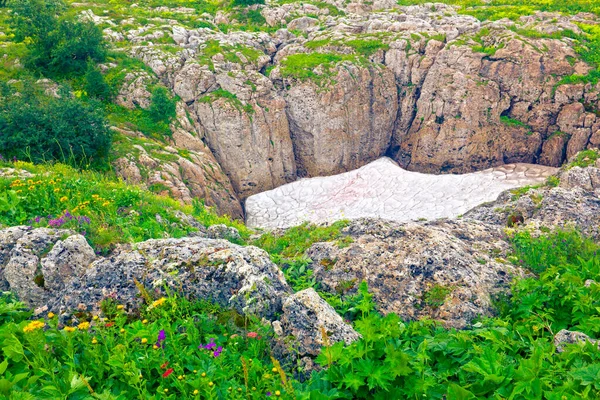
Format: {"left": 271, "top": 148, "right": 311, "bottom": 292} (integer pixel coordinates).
{"left": 280, "top": 288, "right": 360, "bottom": 356}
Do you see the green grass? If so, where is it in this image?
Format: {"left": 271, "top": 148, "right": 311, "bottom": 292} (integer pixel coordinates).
{"left": 0, "top": 162, "right": 248, "bottom": 253}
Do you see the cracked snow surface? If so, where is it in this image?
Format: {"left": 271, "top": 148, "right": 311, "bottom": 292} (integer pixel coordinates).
{"left": 245, "top": 158, "right": 558, "bottom": 229}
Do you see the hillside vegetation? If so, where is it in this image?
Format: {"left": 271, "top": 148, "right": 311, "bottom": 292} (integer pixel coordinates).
{"left": 1, "top": 0, "right": 600, "bottom": 399}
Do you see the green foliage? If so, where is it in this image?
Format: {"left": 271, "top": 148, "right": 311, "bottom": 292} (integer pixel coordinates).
{"left": 0, "top": 85, "right": 112, "bottom": 169}
{"left": 148, "top": 86, "right": 177, "bottom": 125}
{"left": 0, "top": 293, "right": 337, "bottom": 398}
{"left": 500, "top": 115, "right": 532, "bottom": 133}
{"left": 279, "top": 53, "right": 367, "bottom": 86}
{"left": 9, "top": 0, "right": 106, "bottom": 75}
{"left": 253, "top": 221, "right": 350, "bottom": 261}
{"left": 566, "top": 149, "right": 600, "bottom": 169}
{"left": 85, "top": 62, "right": 112, "bottom": 101}
{"left": 0, "top": 162, "right": 247, "bottom": 252}
{"left": 423, "top": 284, "right": 454, "bottom": 308}
{"left": 231, "top": 0, "right": 264, "bottom": 6}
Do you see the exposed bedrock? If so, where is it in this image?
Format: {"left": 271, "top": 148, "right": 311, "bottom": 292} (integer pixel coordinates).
{"left": 117, "top": 7, "right": 600, "bottom": 205}
{"left": 283, "top": 63, "right": 398, "bottom": 177}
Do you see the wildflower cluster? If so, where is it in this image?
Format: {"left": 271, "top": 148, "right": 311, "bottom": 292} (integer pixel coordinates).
{"left": 199, "top": 337, "right": 223, "bottom": 357}
{"left": 0, "top": 162, "right": 248, "bottom": 252}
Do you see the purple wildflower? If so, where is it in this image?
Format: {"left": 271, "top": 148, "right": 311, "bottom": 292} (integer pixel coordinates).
{"left": 156, "top": 329, "right": 166, "bottom": 348}
{"left": 34, "top": 216, "right": 41, "bottom": 223}
{"left": 48, "top": 217, "right": 65, "bottom": 228}
{"left": 266, "top": 392, "right": 271, "bottom": 396}
{"left": 213, "top": 346, "right": 223, "bottom": 357}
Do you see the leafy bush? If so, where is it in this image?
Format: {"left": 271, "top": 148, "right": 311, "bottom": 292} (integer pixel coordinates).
{"left": 85, "top": 62, "right": 112, "bottom": 101}
{"left": 149, "top": 86, "right": 177, "bottom": 125}
{"left": 0, "top": 162, "right": 248, "bottom": 252}
{"left": 0, "top": 86, "right": 112, "bottom": 169}
{"left": 9, "top": 0, "right": 106, "bottom": 75}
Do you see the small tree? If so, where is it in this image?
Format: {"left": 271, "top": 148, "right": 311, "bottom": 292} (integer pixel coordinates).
{"left": 148, "top": 87, "right": 176, "bottom": 124}
{"left": 85, "top": 62, "right": 112, "bottom": 101}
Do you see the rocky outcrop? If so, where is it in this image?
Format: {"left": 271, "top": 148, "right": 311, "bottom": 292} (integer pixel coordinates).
{"left": 0, "top": 227, "right": 359, "bottom": 357}
{"left": 306, "top": 218, "right": 517, "bottom": 329}
{"left": 85, "top": 4, "right": 600, "bottom": 210}
{"left": 466, "top": 161, "right": 600, "bottom": 239}
{"left": 192, "top": 70, "right": 297, "bottom": 198}
{"left": 112, "top": 77, "right": 243, "bottom": 218}
{"left": 280, "top": 288, "right": 360, "bottom": 356}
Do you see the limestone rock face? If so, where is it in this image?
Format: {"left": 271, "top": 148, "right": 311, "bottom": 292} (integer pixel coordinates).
{"left": 47, "top": 237, "right": 291, "bottom": 319}
{"left": 466, "top": 164, "right": 600, "bottom": 239}
{"left": 193, "top": 71, "right": 297, "bottom": 198}
{"left": 111, "top": 101, "right": 243, "bottom": 219}
{"left": 94, "top": 4, "right": 600, "bottom": 203}
{"left": 40, "top": 235, "right": 96, "bottom": 293}
{"left": 281, "top": 288, "right": 360, "bottom": 356}
{"left": 284, "top": 63, "right": 398, "bottom": 177}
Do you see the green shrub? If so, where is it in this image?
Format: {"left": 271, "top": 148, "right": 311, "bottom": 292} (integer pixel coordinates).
{"left": 85, "top": 62, "right": 112, "bottom": 101}
{"left": 0, "top": 86, "right": 112, "bottom": 169}
{"left": 9, "top": 0, "right": 106, "bottom": 75}
{"left": 148, "top": 86, "right": 177, "bottom": 124}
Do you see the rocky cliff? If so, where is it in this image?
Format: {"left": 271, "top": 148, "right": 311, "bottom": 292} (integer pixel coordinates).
{"left": 85, "top": 1, "right": 600, "bottom": 216}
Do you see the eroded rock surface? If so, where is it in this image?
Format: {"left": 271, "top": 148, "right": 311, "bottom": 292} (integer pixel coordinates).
{"left": 246, "top": 157, "right": 557, "bottom": 229}
{"left": 81, "top": 3, "right": 600, "bottom": 207}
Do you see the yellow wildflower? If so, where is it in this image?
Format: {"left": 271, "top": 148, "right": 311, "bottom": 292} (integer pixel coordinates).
{"left": 28, "top": 186, "right": 35, "bottom": 191}
{"left": 275, "top": 391, "right": 281, "bottom": 397}
{"left": 153, "top": 345, "right": 159, "bottom": 350}
{"left": 64, "top": 326, "right": 76, "bottom": 332}
{"left": 23, "top": 320, "right": 44, "bottom": 333}
{"left": 102, "top": 201, "right": 110, "bottom": 207}
{"left": 15, "top": 190, "right": 22, "bottom": 194}
{"left": 47, "top": 312, "right": 55, "bottom": 319}
{"left": 151, "top": 297, "right": 166, "bottom": 308}
{"left": 141, "top": 338, "right": 148, "bottom": 344}
{"left": 92, "top": 315, "right": 99, "bottom": 321}
{"left": 27, "top": 179, "right": 33, "bottom": 184}
{"left": 178, "top": 375, "right": 183, "bottom": 380}
{"left": 59, "top": 196, "right": 68, "bottom": 202}
{"left": 92, "top": 338, "right": 98, "bottom": 344}
{"left": 49, "top": 180, "right": 55, "bottom": 185}
{"left": 142, "top": 319, "right": 148, "bottom": 324}
{"left": 201, "top": 372, "right": 206, "bottom": 377}
{"left": 92, "top": 194, "right": 100, "bottom": 198}
{"left": 164, "top": 389, "right": 168, "bottom": 393}
{"left": 78, "top": 322, "right": 90, "bottom": 330}
{"left": 120, "top": 328, "right": 125, "bottom": 334}
{"left": 272, "top": 367, "right": 277, "bottom": 373}
{"left": 193, "top": 390, "right": 199, "bottom": 395}
{"left": 53, "top": 188, "right": 60, "bottom": 193}
{"left": 117, "top": 305, "right": 124, "bottom": 310}
{"left": 208, "top": 382, "right": 214, "bottom": 387}
{"left": 35, "top": 180, "right": 42, "bottom": 184}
